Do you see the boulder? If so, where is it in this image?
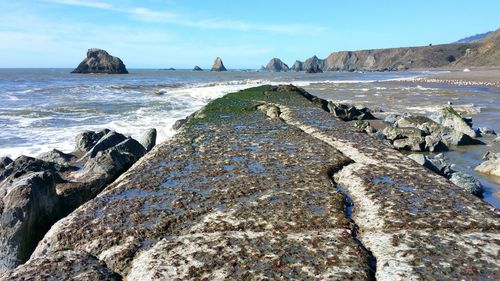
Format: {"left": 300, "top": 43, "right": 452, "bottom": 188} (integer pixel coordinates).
{"left": 408, "top": 153, "right": 427, "bottom": 166}
{"left": 37, "top": 149, "right": 77, "bottom": 165}
{"left": 450, "top": 171, "right": 484, "bottom": 196}
{"left": 425, "top": 153, "right": 455, "bottom": 177}
{"left": 211, "top": 57, "right": 227, "bottom": 72}
{"left": 140, "top": 128, "right": 157, "bottom": 152}
{"left": 0, "top": 250, "right": 121, "bottom": 280}
{"left": 71, "top": 48, "right": 128, "bottom": 74}
{"left": 424, "top": 134, "right": 448, "bottom": 152}
{"left": 395, "top": 116, "right": 442, "bottom": 135}
{"left": 0, "top": 155, "right": 73, "bottom": 183}
{"left": 86, "top": 131, "right": 128, "bottom": 158}
{"left": 74, "top": 129, "right": 110, "bottom": 154}
{"left": 393, "top": 137, "right": 426, "bottom": 151}
{"left": 477, "top": 127, "right": 496, "bottom": 136}
{"left": 433, "top": 106, "right": 477, "bottom": 138}
{"left": 327, "top": 102, "right": 376, "bottom": 121}
{"left": 474, "top": 152, "right": 500, "bottom": 177}
{"left": 291, "top": 60, "right": 304, "bottom": 71}
{"left": 0, "top": 157, "right": 13, "bottom": 171}
{"left": 0, "top": 171, "right": 61, "bottom": 272}
{"left": 192, "top": 66, "right": 203, "bottom": 71}
{"left": 265, "top": 58, "right": 290, "bottom": 72}
{"left": 382, "top": 126, "right": 425, "bottom": 141}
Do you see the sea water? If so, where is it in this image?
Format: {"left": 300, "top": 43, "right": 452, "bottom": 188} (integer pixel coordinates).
{"left": 0, "top": 68, "right": 498, "bottom": 207}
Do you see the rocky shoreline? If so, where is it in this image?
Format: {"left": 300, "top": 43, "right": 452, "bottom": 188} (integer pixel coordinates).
{"left": 0, "top": 128, "right": 156, "bottom": 273}
{"left": 1, "top": 85, "right": 498, "bottom": 280}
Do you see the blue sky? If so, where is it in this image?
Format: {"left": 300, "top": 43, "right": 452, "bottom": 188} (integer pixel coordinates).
{"left": 0, "top": 0, "right": 498, "bottom": 68}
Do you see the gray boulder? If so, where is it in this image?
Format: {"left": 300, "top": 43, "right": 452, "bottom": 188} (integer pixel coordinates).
{"left": 477, "top": 127, "right": 496, "bottom": 136}
{"left": 328, "top": 102, "right": 376, "bottom": 121}
{"left": 265, "top": 58, "right": 290, "bottom": 72}
{"left": 433, "top": 106, "right": 477, "bottom": 138}
{"left": 211, "top": 57, "right": 227, "bottom": 71}
{"left": 140, "top": 128, "right": 157, "bottom": 152}
{"left": 74, "top": 129, "right": 110, "bottom": 154}
{"left": 396, "top": 116, "right": 442, "bottom": 135}
{"left": 0, "top": 157, "right": 13, "bottom": 171}
{"left": 37, "top": 149, "right": 77, "bottom": 165}
{"left": 0, "top": 155, "right": 74, "bottom": 183}
{"left": 71, "top": 48, "right": 128, "bottom": 74}
{"left": 291, "top": 60, "right": 304, "bottom": 71}
{"left": 86, "top": 131, "right": 127, "bottom": 158}
{"left": 382, "top": 126, "right": 425, "bottom": 141}
{"left": 0, "top": 171, "right": 61, "bottom": 272}
{"left": 475, "top": 152, "right": 500, "bottom": 177}
{"left": 393, "top": 137, "right": 426, "bottom": 151}
{"left": 193, "top": 66, "right": 203, "bottom": 71}
{"left": 450, "top": 171, "right": 484, "bottom": 196}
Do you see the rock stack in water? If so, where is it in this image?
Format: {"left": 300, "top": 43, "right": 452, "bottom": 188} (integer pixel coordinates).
{"left": 291, "top": 60, "right": 304, "bottom": 71}
{"left": 71, "top": 48, "right": 128, "bottom": 74}
{"left": 192, "top": 66, "right": 203, "bottom": 71}
{"left": 265, "top": 58, "right": 290, "bottom": 72}
{"left": 210, "top": 57, "right": 227, "bottom": 71}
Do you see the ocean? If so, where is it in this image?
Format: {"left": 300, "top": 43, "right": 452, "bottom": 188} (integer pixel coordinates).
{"left": 0, "top": 68, "right": 498, "bottom": 207}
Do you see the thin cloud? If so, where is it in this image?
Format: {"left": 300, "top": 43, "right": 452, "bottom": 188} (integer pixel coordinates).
{"left": 43, "top": 0, "right": 113, "bottom": 9}
{"left": 43, "top": 0, "right": 325, "bottom": 35}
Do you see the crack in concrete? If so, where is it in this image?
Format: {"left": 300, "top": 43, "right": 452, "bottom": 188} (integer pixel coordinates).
{"left": 259, "top": 102, "right": 378, "bottom": 279}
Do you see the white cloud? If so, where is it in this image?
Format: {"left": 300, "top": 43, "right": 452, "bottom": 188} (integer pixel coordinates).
{"left": 43, "top": 0, "right": 113, "bottom": 10}
{"left": 41, "top": 0, "right": 325, "bottom": 35}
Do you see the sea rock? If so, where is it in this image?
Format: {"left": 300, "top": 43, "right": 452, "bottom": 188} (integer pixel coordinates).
{"left": 408, "top": 153, "right": 427, "bottom": 165}
{"left": 474, "top": 152, "right": 500, "bottom": 177}
{"left": 211, "top": 57, "right": 227, "bottom": 72}
{"left": 433, "top": 106, "right": 477, "bottom": 138}
{"left": 37, "top": 149, "right": 77, "bottom": 165}
{"left": 450, "top": 171, "right": 484, "bottom": 196}
{"left": 74, "top": 129, "right": 110, "bottom": 154}
{"left": 0, "top": 155, "right": 72, "bottom": 183}
{"left": 303, "top": 55, "right": 324, "bottom": 71}
{"left": 426, "top": 153, "right": 455, "bottom": 178}
{"left": 477, "top": 127, "right": 496, "bottom": 136}
{"left": 0, "top": 157, "right": 13, "bottom": 171}
{"left": 382, "top": 126, "right": 425, "bottom": 141}
{"left": 140, "top": 128, "right": 157, "bottom": 152}
{"left": 0, "top": 250, "right": 121, "bottom": 280}
{"left": 327, "top": 102, "right": 376, "bottom": 121}
{"left": 393, "top": 137, "right": 426, "bottom": 151}
{"left": 0, "top": 171, "right": 61, "bottom": 272}
{"left": 383, "top": 114, "right": 402, "bottom": 125}
{"left": 0, "top": 129, "right": 149, "bottom": 272}
{"left": 192, "top": 66, "right": 203, "bottom": 71}
{"left": 71, "top": 48, "right": 128, "bottom": 74}
{"left": 396, "top": 115, "right": 442, "bottom": 135}
{"left": 86, "top": 131, "right": 128, "bottom": 158}
{"left": 305, "top": 61, "right": 323, "bottom": 73}
{"left": 265, "top": 58, "right": 289, "bottom": 72}
{"left": 424, "top": 134, "right": 448, "bottom": 152}
{"left": 291, "top": 60, "right": 304, "bottom": 71}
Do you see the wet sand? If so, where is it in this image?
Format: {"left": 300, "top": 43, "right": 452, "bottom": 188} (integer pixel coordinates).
{"left": 402, "top": 68, "right": 500, "bottom": 90}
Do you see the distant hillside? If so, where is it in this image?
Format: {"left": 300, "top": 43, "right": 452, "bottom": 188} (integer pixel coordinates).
{"left": 455, "top": 31, "right": 493, "bottom": 43}
{"left": 278, "top": 28, "right": 499, "bottom": 72}
{"left": 453, "top": 29, "right": 500, "bottom": 67}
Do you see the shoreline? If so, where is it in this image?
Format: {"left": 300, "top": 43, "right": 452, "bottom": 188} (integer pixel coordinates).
{"left": 389, "top": 68, "right": 500, "bottom": 90}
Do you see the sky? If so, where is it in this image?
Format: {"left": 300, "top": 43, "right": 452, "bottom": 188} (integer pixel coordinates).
{"left": 0, "top": 0, "right": 498, "bottom": 69}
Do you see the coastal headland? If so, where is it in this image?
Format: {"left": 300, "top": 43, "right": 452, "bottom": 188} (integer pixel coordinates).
{"left": 2, "top": 85, "right": 498, "bottom": 280}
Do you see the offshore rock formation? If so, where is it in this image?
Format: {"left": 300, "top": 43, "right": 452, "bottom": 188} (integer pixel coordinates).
{"left": 303, "top": 55, "right": 325, "bottom": 71}
{"left": 291, "top": 60, "right": 304, "bottom": 71}
{"left": 210, "top": 57, "right": 227, "bottom": 71}
{"left": 192, "top": 66, "right": 203, "bottom": 71}
{"left": 71, "top": 48, "right": 128, "bottom": 74}
{"left": 0, "top": 129, "right": 155, "bottom": 273}
{"left": 265, "top": 58, "right": 289, "bottom": 72}
{"left": 3, "top": 86, "right": 498, "bottom": 280}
